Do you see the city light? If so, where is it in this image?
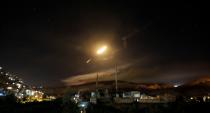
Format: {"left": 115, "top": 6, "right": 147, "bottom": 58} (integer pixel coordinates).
{"left": 7, "top": 87, "right": 13, "bottom": 90}
{"left": 16, "top": 83, "right": 22, "bottom": 88}
{"left": 173, "top": 85, "right": 179, "bottom": 88}
{"left": 0, "top": 93, "right": 5, "bottom": 96}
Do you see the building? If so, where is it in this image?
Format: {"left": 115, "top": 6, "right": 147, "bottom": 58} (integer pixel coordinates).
{"left": 0, "top": 66, "right": 44, "bottom": 101}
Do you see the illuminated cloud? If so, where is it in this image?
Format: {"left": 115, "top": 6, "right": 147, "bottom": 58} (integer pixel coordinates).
{"left": 62, "top": 58, "right": 210, "bottom": 86}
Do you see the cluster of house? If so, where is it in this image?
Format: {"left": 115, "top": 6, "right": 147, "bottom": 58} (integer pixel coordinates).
{"left": 0, "top": 66, "right": 47, "bottom": 102}
{"left": 71, "top": 88, "right": 176, "bottom": 104}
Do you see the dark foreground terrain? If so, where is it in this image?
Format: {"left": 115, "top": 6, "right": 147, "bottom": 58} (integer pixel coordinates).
{"left": 0, "top": 95, "right": 210, "bottom": 113}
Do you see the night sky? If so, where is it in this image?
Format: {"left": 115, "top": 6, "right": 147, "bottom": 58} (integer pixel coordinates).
{"left": 0, "top": 1, "right": 209, "bottom": 86}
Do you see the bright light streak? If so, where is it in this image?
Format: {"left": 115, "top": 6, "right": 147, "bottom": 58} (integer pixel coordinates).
{"left": 86, "top": 59, "right": 92, "bottom": 64}
{"left": 96, "top": 46, "right": 107, "bottom": 55}
{"left": 174, "top": 83, "right": 182, "bottom": 88}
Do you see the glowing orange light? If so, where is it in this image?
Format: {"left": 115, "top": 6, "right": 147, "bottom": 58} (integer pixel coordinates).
{"left": 96, "top": 46, "right": 107, "bottom": 55}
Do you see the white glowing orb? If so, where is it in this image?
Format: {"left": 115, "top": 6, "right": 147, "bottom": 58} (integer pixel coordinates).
{"left": 96, "top": 46, "right": 107, "bottom": 55}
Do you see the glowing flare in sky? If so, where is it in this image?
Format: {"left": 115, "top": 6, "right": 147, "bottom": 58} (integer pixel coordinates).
{"left": 96, "top": 46, "right": 107, "bottom": 55}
